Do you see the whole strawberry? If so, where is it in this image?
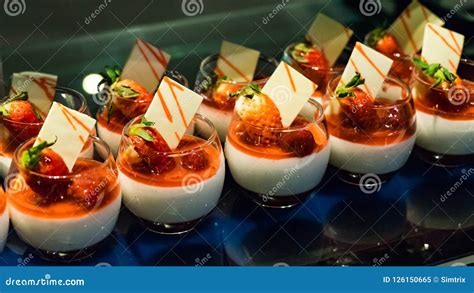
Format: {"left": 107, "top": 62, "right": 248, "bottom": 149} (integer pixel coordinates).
{"left": 291, "top": 42, "right": 329, "bottom": 69}
{"left": 127, "top": 117, "right": 176, "bottom": 174}
{"left": 367, "top": 28, "right": 402, "bottom": 56}
{"left": 234, "top": 83, "right": 283, "bottom": 146}
{"left": 111, "top": 79, "right": 153, "bottom": 119}
{"left": 0, "top": 92, "right": 43, "bottom": 142}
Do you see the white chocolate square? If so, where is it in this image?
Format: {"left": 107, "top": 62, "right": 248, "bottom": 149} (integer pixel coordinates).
{"left": 34, "top": 102, "right": 96, "bottom": 172}
{"left": 121, "top": 39, "right": 170, "bottom": 94}
{"left": 9, "top": 72, "right": 57, "bottom": 116}
{"left": 306, "top": 13, "right": 353, "bottom": 66}
{"left": 388, "top": 1, "right": 444, "bottom": 56}
{"left": 421, "top": 24, "right": 464, "bottom": 72}
{"left": 216, "top": 41, "right": 260, "bottom": 82}
{"left": 262, "top": 62, "right": 317, "bottom": 127}
{"left": 339, "top": 42, "right": 393, "bottom": 99}
{"left": 144, "top": 77, "right": 203, "bottom": 149}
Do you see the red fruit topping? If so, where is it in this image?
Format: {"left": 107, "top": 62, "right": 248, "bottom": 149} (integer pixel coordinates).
{"left": 181, "top": 150, "right": 209, "bottom": 171}
{"left": 291, "top": 42, "right": 329, "bottom": 69}
{"left": 375, "top": 33, "right": 401, "bottom": 56}
{"left": 111, "top": 79, "right": 153, "bottom": 119}
{"left": 68, "top": 168, "right": 107, "bottom": 209}
{"left": 279, "top": 129, "right": 315, "bottom": 157}
{"left": 35, "top": 148, "right": 69, "bottom": 176}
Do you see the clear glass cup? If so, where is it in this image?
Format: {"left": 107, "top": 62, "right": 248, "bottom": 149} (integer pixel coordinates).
{"left": 0, "top": 87, "right": 91, "bottom": 178}
{"left": 325, "top": 75, "right": 416, "bottom": 184}
{"left": 194, "top": 54, "right": 278, "bottom": 142}
{"left": 6, "top": 136, "right": 121, "bottom": 261}
{"left": 411, "top": 59, "right": 474, "bottom": 166}
{"left": 117, "top": 114, "right": 224, "bottom": 234}
{"left": 225, "top": 99, "right": 330, "bottom": 208}
{"left": 0, "top": 187, "right": 8, "bottom": 252}
{"left": 283, "top": 42, "right": 343, "bottom": 103}
{"left": 96, "top": 72, "right": 189, "bottom": 156}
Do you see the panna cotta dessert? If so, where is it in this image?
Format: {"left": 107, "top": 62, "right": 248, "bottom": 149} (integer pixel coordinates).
{"left": 0, "top": 87, "right": 92, "bottom": 178}
{"left": 7, "top": 136, "right": 121, "bottom": 260}
{"left": 0, "top": 187, "right": 9, "bottom": 252}
{"left": 411, "top": 58, "right": 474, "bottom": 165}
{"left": 225, "top": 84, "right": 330, "bottom": 208}
{"left": 195, "top": 54, "right": 277, "bottom": 142}
{"left": 325, "top": 73, "right": 416, "bottom": 183}
{"left": 283, "top": 42, "right": 342, "bottom": 102}
{"left": 117, "top": 114, "right": 225, "bottom": 234}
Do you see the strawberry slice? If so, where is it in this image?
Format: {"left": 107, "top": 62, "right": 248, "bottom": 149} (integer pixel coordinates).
{"left": 20, "top": 140, "right": 71, "bottom": 202}
{"left": 128, "top": 117, "right": 176, "bottom": 174}
{"left": 234, "top": 84, "right": 283, "bottom": 146}
{"left": 1, "top": 92, "right": 43, "bottom": 142}
{"left": 279, "top": 129, "right": 315, "bottom": 157}
{"left": 111, "top": 79, "right": 153, "bottom": 119}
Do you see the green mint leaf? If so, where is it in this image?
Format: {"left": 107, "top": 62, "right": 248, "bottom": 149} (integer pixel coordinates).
{"left": 366, "top": 27, "right": 387, "bottom": 48}
{"left": 20, "top": 139, "right": 57, "bottom": 170}
{"left": 414, "top": 58, "right": 458, "bottom": 87}
{"left": 232, "top": 83, "right": 262, "bottom": 98}
{"left": 412, "top": 57, "right": 429, "bottom": 70}
{"left": 112, "top": 85, "right": 140, "bottom": 98}
{"left": 100, "top": 66, "right": 122, "bottom": 85}
{"left": 336, "top": 72, "right": 365, "bottom": 98}
{"left": 3, "top": 91, "right": 28, "bottom": 105}
{"left": 129, "top": 118, "right": 156, "bottom": 142}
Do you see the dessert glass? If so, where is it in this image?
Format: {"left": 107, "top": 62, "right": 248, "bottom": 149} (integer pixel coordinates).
{"left": 194, "top": 54, "right": 278, "bottom": 142}
{"left": 411, "top": 59, "right": 474, "bottom": 166}
{"left": 225, "top": 99, "right": 330, "bottom": 208}
{"left": 117, "top": 114, "right": 225, "bottom": 234}
{"left": 325, "top": 75, "right": 416, "bottom": 184}
{"left": 0, "top": 187, "right": 8, "bottom": 252}
{"left": 96, "top": 73, "right": 189, "bottom": 156}
{"left": 283, "top": 42, "right": 343, "bottom": 103}
{"left": 0, "top": 87, "right": 92, "bottom": 178}
{"left": 6, "top": 136, "right": 121, "bottom": 261}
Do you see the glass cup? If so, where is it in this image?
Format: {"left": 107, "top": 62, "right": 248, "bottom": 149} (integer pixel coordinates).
{"left": 194, "top": 54, "right": 278, "bottom": 142}
{"left": 225, "top": 99, "right": 330, "bottom": 208}
{"left": 411, "top": 59, "right": 474, "bottom": 166}
{"left": 6, "top": 136, "right": 121, "bottom": 261}
{"left": 0, "top": 187, "right": 8, "bottom": 252}
{"left": 96, "top": 72, "right": 189, "bottom": 156}
{"left": 0, "top": 87, "right": 91, "bottom": 178}
{"left": 283, "top": 42, "right": 343, "bottom": 103}
{"left": 117, "top": 114, "right": 224, "bottom": 234}
{"left": 325, "top": 75, "right": 416, "bottom": 184}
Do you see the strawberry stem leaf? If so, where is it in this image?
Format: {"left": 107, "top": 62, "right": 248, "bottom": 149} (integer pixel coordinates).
{"left": 413, "top": 57, "right": 457, "bottom": 87}
{"left": 129, "top": 116, "right": 156, "bottom": 142}
{"left": 336, "top": 72, "right": 365, "bottom": 98}
{"left": 112, "top": 85, "right": 140, "bottom": 98}
{"left": 231, "top": 83, "right": 262, "bottom": 98}
{"left": 100, "top": 66, "right": 121, "bottom": 85}
{"left": 20, "top": 139, "right": 57, "bottom": 170}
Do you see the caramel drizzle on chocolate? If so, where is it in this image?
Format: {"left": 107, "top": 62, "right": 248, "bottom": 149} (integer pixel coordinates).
{"left": 426, "top": 24, "right": 462, "bottom": 71}
{"left": 283, "top": 63, "right": 296, "bottom": 92}
{"left": 136, "top": 40, "right": 169, "bottom": 82}
{"left": 58, "top": 104, "right": 92, "bottom": 144}
{"left": 217, "top": 54, "right": 251, "bottom": 82}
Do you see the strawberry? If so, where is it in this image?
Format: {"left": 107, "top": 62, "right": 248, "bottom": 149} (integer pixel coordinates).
{"left": 1, "top": 92, "right": 43, "bottom": 142}
{"left": 20, "top": 140, "right": 71, "bottom": 202}
{"left": 367, "top": 28, "right": 401, "bottom": 56}
{"left": 336, "top": 72, "right": 377, "bottom": 129}
{"left": 234, "top": 84, "right": 283, "bottom": 146}
{"left": 128, "top": 117, "right": 176, "bottom": 174}
{"left": 413, "top": 57, "right": 461, "bottom": 89}
{"left": 68, "top": 168, "right": 106, "bottom": 209}
{"left": 111, "top": 79, "right": 153, "bottom": 119}
{"left": 279, "top": 129, "right": 315, "bottom": 157}
{"left": 181, "top": 150, "right": 209, "bottom": 171}
{"left": 291, "top": 42, "right": 329, "bottom": 69}
{"left": 213, "top": 82, "right": 241, "bottom": 107}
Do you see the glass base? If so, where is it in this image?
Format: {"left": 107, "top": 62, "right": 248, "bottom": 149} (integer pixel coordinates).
{"left": 240, "top": 186, "right": 313, "bottom": 209}
{"left": 416, "top": 147, "right": 473, "bottom": 167}
{"left": 34, "top": 243, "right": 98, "bottom": 263}
{"left": 336, "top": 169, "right": 395, "bottom": 187}
{"left": 141, "top": 217, "right": 204, "bottom": 235}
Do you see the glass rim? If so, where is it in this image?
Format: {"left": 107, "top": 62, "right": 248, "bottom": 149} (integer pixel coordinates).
{"left": 1, "top": 86, "right": 88, "bottom": 126}
{"left": 283, "top": 42, "right": 345, "bottom": 72}
{"left": 327, "top": 74, "right": 412, "bottom": 109}
{"left": 121, "top": 113, "right": 219, "bottom": 157}
{"left": 233, "top": 98, "right": 325, "bottom": 132}
{"left": 198, "top": 53, "right": 278, "bottom": 86}
{"left": 13, "top": 136, "right": 113, "bottom": 179}
{"left": 412, "top": 58, "right": 473, "bottom": 92}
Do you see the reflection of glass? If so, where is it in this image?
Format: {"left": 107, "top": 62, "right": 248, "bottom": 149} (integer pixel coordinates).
{"left": 0, "top": 187, "right": 8, "bottom": 252}
{"left": 411, "top": 59, "right": 474, "bottom": 166}
{"left": 225, "top": 99, "right": 330, "bottom": 208}
{"left": 117, "top": 114, "right": 224, "bottom": 235}
{"left": 194, "top": 54, "right": 278, "bottom": 142}
{"left": 7, "top": 136, "right": 121, "bottom": 261}
{"left": 0, "top": 87, "right": 90, "bottom": 177}
{"left": 325, "top": 75, "right": 416, "bottom": 184}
